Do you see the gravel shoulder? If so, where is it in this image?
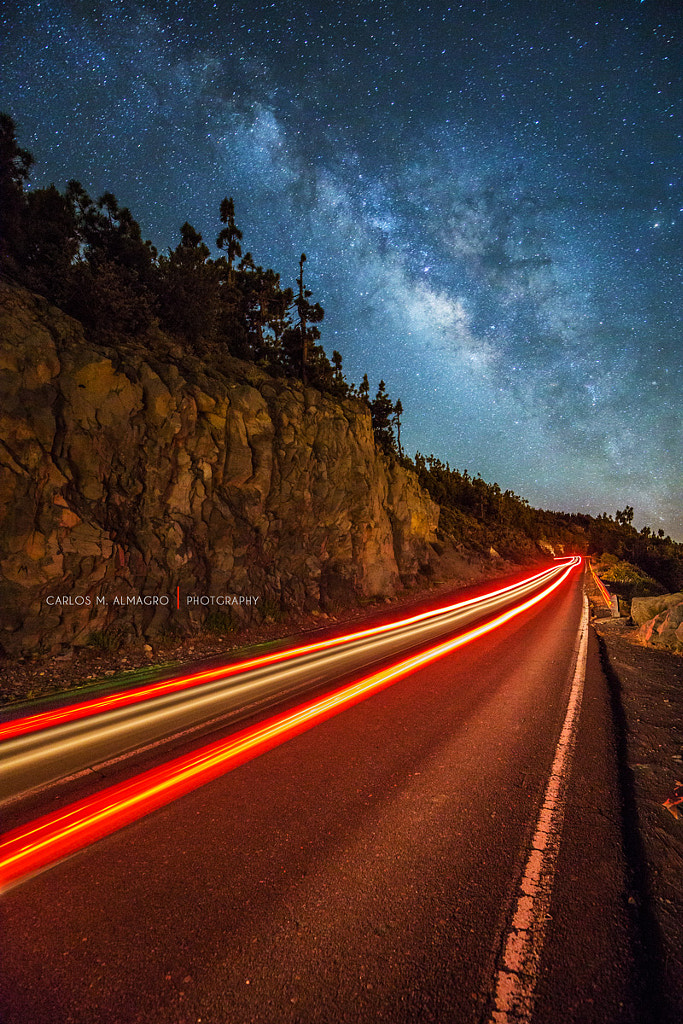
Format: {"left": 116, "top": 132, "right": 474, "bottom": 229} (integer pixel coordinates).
{"left": 589, "top": 602, "right": 683, "bottom": 1022}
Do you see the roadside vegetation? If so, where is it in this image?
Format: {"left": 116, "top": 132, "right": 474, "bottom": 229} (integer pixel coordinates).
{"left": 592, "top": 554, "right": 666, "bottom": 602}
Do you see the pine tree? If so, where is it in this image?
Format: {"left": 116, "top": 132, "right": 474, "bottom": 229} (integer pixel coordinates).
{"left": 281, "top": 252, "right": 324, "bottom": 384}
{"left": 0, "top": 112, "right": 32, "bottom": 268}
{"left": 370, "top": 380, "right": 396, "bottom": 454}
{"left": 216, "top": 197, "right": 242, "bottom": 283}
{"left": 297, "top": 253, "right": 309, "bottom": 384}
{"left": 157, "top": 222, "right": 220, "bottom": 343}
{"left": 66, "top": 186, "right": 157, "bottom": 337}
{"left": 330, "top": 350, "right": 349, "bottom": 397}
{"left": 615, "top": 506, "right": 634, "bottom": 527}
{"left": 237, "top": 257, "right": 293, "bottom": 362}
{"left": 22, "top": 184, "right": 79, "bottom": 304}
{"left": 393, "top": 398, "right": 403, "bottom": 456}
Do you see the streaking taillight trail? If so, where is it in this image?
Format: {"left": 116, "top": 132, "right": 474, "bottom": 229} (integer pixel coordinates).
{"left": 0, "top": 559, "right": 577, "bottom": 744}
{"left": 0, "top": 559, "right": 582, "bottom": 804}
{"left": 588, "top": 560, "right": 612, "bottom": 608}
{"left": 0, "top": 558, "right": 580, "bottom": 894}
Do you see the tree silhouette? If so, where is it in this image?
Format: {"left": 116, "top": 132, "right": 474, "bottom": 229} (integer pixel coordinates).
{"left": 157, "top": 222, "right": 220, "bottom": 343}
{"left": 21, "top": 184, "right": 79, "bottom": 305}
{"left": 370, "top": 380, "right": 396, "bottom": 454}
{"left": 0, "top": 112, "right": 32, "bottom": 268}
{"left": 393, "top": 398, "right": 403, "bottom": 456}
{"left": 233, "top": 254, "right": 293, "bottom": 363}
{"left": 297, "top": 253, "right": 309, "bottom": 384}
{"left": 281, "top": 252, "right": 324, "bottom": 384}
{"left": 216, "top": 196, "right": 242, "bottom": 283}
{"left": 56, "top": 181, "right": 158, "bottom": 336}
{"left": 329, "top": 350, "right": 349, "bottom": 397}
{"left": 615, "top": 506, "right": 634, "bottom": 527}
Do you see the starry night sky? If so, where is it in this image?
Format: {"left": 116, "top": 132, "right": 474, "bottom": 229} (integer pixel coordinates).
{"left": 2, "top": 1, "right": 681, "bottom": 537}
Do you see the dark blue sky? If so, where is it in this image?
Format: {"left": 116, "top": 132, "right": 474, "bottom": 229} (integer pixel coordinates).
{"left": 2, "top": 0, "right": 681, "bottom": 537}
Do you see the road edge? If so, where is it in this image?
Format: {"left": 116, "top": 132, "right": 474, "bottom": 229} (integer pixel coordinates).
{"left": 484, "top": 593, "right": 589, "bottom": 1023}
{"left": 595, "top": 626, "right": 671, "bottom": 1024}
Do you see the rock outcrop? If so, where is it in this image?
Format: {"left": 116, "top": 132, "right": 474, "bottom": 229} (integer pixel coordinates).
{"left": 0, "top": 280, "right": 438, "bottom": 655}
{"left": 630, "top": 592, "right": 683, "bottom": 627}
{"left": 632, "top": 593, "right": 683, "bottom": 652}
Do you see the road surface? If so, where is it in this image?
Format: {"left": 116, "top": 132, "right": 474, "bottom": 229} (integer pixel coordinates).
{"left": 0, "top": 567, "right": 646, "bottom": 1023}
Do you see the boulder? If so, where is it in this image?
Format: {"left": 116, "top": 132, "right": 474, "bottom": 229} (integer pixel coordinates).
{"left": 631, "top": 592, "right": 683, "bottom": 626}
{"left": 636, "top": 596, "right": 683, "bottom": 652}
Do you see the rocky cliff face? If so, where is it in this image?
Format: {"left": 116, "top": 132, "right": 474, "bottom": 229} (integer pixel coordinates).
{"left": 0, "top": 280, "right": 438, "bottom": 655}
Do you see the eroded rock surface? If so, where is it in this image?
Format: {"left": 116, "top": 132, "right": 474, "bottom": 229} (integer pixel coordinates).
{"left": 0, "top": 280, "right": 438, "bottom": 654}
{"left": 633, "top": 594, "right": 683, "bottom": 652}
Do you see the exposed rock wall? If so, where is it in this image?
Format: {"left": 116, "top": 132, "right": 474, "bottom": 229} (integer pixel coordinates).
{"left": 0, "top": 280, "right": 438, "bottom": 655}
{"left": 631, "top": 593, "right": 683, "bottom": 652}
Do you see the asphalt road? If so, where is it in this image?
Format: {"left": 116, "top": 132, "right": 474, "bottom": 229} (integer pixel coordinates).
{"left": 0, "top": 561, "right": 570, "bottom": 804}
{"left": 0, "top": 571, "right": 644, "bottom": 1024}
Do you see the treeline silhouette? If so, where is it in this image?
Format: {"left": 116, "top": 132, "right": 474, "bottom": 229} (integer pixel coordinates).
{"left": 408, "top": 454, "right": 682, "bottom": 589}
{"left": 2, "top": 113, "right": 681, "bottom": 582}
{"left": 556, "top": 508, "right": 683, "bottom": 592}
{"left": 0, "top": 113, "right": 404, "bottom": 454}
{"left": 409, "top": 452, "right": 584, "bottom": 560}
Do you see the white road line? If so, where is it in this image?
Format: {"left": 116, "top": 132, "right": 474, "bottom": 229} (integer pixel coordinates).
{"left": 487, "top": 593, "right": 590, "bottom": 1023}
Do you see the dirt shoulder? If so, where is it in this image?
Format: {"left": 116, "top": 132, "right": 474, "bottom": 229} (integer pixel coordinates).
{"left": 591, "top": 610, "right": 683, "bottom": 1022}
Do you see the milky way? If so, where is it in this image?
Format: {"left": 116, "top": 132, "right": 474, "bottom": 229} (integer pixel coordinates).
{"left": 2, "top": 0, "right": 681, "bottom": 536}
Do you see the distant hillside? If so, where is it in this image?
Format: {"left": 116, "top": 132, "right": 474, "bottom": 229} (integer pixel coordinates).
{"left": 410, "top": 454, "right": 683, "bottom": 594}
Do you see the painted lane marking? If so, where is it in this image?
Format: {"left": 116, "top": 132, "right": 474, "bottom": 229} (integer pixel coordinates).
{"left": 487, "top": 593, "right": 589, "bottom": 1023}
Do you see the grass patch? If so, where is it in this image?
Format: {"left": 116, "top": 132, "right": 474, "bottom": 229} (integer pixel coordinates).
{"left": 86, "top": 628, "right": 122, "bottom": 653}
{"left": 4, "top": 661, "right": 182, "bottom": 710}
{"left": 260, "top": 598, "right": 284, "bottom": 622}
{"left": 204, "top": 610, "right": 237, "bottom": 635}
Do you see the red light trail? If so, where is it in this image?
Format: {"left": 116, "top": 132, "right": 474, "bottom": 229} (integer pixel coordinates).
{"left": 588, "top": 560, "right": 612, "bottom": 608}
{"left": 0, "top": 558, "right": 579, "bottom": 894}
{"left": 0, "top": 561, "right": 577, "bottom": 744}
